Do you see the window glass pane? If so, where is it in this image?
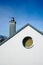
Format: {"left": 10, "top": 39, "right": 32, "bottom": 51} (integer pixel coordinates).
{"left": 22, "top": 36, "right": 33, "bottom": 49}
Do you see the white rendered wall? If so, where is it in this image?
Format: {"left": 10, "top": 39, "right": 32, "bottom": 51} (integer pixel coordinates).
{"left": 0, "top": 26, "right": 43, "bottom": 65}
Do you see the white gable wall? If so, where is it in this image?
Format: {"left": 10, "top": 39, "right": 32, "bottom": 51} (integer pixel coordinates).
{"left": 0, "top": 26, "right": 43, "bottom": 65}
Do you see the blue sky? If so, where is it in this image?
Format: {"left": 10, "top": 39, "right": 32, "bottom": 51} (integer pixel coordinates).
{"left": 0, "top": 0, "right": 43, "bottom": 36}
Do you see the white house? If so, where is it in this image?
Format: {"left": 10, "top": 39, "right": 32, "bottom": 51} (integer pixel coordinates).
{"left": 0, "top": 23, "right": 43, "bottom": 65}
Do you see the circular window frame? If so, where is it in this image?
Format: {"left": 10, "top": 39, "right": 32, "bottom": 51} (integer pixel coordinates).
{"left": 22, "top": 36, "right": 33, "bottom": 49}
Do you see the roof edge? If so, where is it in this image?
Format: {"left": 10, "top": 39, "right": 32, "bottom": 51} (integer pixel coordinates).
{"left": 0, "top": 23, "right": 43, "bottom": 46}
{"left": 27, "top": 24, "right": 43, "bottom": 35}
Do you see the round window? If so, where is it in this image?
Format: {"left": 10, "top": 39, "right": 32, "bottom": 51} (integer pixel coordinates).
{"left": 22, "top": 36, "right": 33, "bottom": 49}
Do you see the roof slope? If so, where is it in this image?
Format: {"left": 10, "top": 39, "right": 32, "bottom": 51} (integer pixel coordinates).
{"left": 0, "top": 23, "right": 43, "bottom": 46}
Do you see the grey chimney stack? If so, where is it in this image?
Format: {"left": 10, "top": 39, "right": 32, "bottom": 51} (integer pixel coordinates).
{"left": 9, "top": 17, "right": 16, "bottom": 37}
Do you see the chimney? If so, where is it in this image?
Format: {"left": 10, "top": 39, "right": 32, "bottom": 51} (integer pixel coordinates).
{"left": 9, "top": 17, "right": 16, "bottom": 37}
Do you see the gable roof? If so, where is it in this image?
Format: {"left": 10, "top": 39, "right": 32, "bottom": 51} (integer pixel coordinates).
{"left": 0, "top": 23, "right": 43, "bottom": 46}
